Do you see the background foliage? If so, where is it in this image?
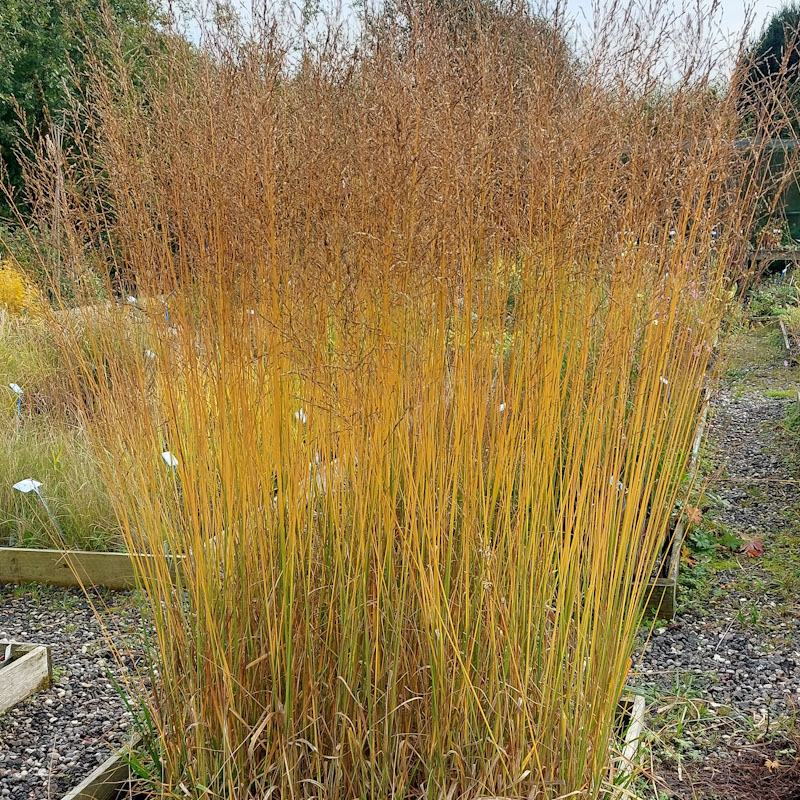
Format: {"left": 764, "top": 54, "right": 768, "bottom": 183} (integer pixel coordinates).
{"left": 0, "top": 0, "right": 157, "bottom": 215}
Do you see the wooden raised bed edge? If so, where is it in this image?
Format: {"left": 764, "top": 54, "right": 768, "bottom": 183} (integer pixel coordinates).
{"left": 644, "top": 396, "right": 710, "bottom": 621}
{"left": 61, "top": 736, "right": 141, "bottom": 800}
{"left": 611, "top": 693, "right": 647, "bottom": 795}
{"left": 749, "top": 248, "right": 800, "bottom": 271}
{"left": 0, "top": 547, "right": 139, "bottom": 590}
{"left": 61, "top": 701, "right": 646, "bottom": 800}
{"left": 0, "top": 547, "right": 180, "bottom": 591}
{"left": 779, "top": 318, "right": 798, "bottom": 365}
{"left": 0, "top": 641, "right": 52, "bottom": 715}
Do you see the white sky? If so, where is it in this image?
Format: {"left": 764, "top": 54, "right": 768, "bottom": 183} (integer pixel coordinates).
{"left": 170, "top": 0, "right": 791, "bottom": 68}
{"left": 563, "top": 1, "right": 784, "bottom": 44}
{"left": 537, "top": 1, "right": 790, "bottom": 80}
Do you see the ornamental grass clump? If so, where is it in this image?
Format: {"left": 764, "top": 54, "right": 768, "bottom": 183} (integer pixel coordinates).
{"left": 0, "top": 261, "right": 41, "bottom": 314}
{"left": 24, "top": 2, "right": 777, "bottom": 797}
{"left": 0, "top": 308, "right": 128, "bottom": 549}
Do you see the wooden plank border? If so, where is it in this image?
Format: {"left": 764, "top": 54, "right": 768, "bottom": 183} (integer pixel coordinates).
{"left": 779, "top": 319, "right": 798, "bottom": 365}
{"left": 748, "top": 248, "right": 800, "bottom": 272}
{"left": 61, "top": 737, "right": 140, "bottom": 800}
{"left": 644, "top": 394, "right": 710, "bottom": 620}
{"left": 0, "top": 641, "right": 52, "bottom": 714}
{"left": 0, "top": 548, "right": 181, "bottom": 590}
{"left": 0, "top": 548, "right": 140, "bottom": 590}
{"left": 611, "top": 693, "right": 647, "bottom": 796}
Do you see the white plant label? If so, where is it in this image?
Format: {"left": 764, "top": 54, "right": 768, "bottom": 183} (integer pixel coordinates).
{"left": 13, "top": 479, "right": 42, "bottom": 494}
{"left": 8, "top": 383, "right": 23, "bottom": 396}
{"left": 162, "top": 451, "right": 179, "bottom": 468}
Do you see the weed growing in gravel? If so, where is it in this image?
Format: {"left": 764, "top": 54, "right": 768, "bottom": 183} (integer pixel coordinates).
{"left": 640, "top": 675, "right": 724, "bottom": 765}
{"left": 736, "top": 600, "right": 765, "bottom": 628}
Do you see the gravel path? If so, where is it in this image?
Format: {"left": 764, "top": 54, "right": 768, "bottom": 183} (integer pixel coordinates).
{"left": 632, "top": 325, "right": 800, "bottom": 795}
{"left": 0, "top": 587, "right": 141, "bottom": 799}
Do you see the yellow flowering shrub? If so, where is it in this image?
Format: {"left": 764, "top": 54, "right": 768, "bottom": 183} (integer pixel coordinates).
{"left": 0, "top": 261, "right": 42, "bottom": 314}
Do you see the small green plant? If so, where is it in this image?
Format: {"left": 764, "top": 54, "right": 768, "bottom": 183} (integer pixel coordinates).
{"left": 644, "top": 676, "right": 719, "bottom": 766}
{"left": 685, "top": 520, "right": 744, "bottom": 556}
{"left": 685, "top": 525, "right": 715, "bottom": 555}
{"left": 679, "top": 520, "right": 745, "bottom": 611}
{"left": 736, "top": 600, "right": 763, "bottom": 627}
{"left": 785, "top": 401, "right": 800, "bottom": 432}
{"left": 747, "top": 281, "right": 799, "bottom": 318}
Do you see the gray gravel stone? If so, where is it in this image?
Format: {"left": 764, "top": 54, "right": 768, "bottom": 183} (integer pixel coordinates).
{"left": 632, "top": 330, "right": 800, "bottom": 733}
{"left": 0, "top": 588, "right": 142, "bottom": 798}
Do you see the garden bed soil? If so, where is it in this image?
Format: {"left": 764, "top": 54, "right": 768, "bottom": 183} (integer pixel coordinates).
{"left": 658, "top": 740, "right": 800, "bottom": 800}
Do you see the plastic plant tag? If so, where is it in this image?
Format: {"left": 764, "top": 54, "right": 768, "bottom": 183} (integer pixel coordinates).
{"left": 10, "top": 384, "right": 24, "bottom": 427}
{"left": 13, "top": 479, "right": 42, "bottom": 494}
{"left": 162, "top": 451, "right": 179, "bottom": 468}
{"left": 127, "top": 296, "right": 137, "bottom": 305}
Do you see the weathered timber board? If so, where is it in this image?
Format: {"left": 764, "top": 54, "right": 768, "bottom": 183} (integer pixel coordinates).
{"left": 60, "top": 746, "right": 135, "bottom": 800}
{"left": 611, "top": 693, "right": 646, "bottom": 796}
{"left": 0, "top": 547, "right": 140, "bottom": 589}
{"left": 644, "top": 392, "right": 710, "bottom": 621}
{"left": 0, "top": 641, "right": 52, "bottom": 714}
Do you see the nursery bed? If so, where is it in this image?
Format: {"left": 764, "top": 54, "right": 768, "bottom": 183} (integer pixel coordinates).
{"left": 0, "top": 586, "right": 141, "bottom": 799}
